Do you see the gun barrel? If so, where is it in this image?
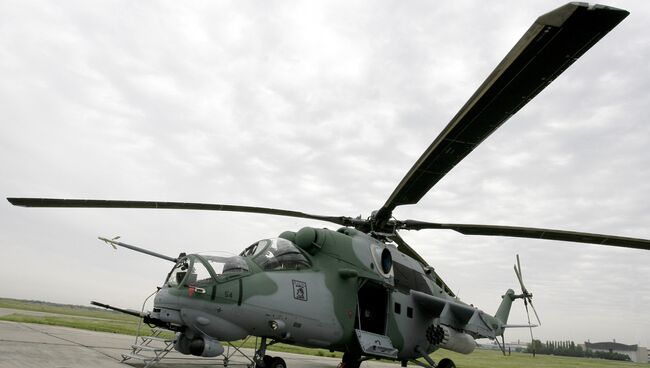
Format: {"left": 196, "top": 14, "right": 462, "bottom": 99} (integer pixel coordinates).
{"left": 91, "top": 301, "right": 144, "bottom": 318}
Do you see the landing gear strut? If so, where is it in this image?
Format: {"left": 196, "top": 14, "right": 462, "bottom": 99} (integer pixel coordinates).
{"left": 412, "top": 346, "right": 456, "bottom": 368}
{"left": 254, "top": 337, "right": 286, "bottom": 368}
{"left": 408, "top": 357, "right": 457, "bottom": 368}
{"left": 337, "top": 352, "right": 361, "bottom": 368}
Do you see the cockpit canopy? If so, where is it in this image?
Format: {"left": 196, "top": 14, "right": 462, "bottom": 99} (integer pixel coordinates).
{"left": 164, "top": 238, "right": 310, "bottom": 287}
{"left": 241, "top": 238, "right": 311, "bottom": 271}
{"left": 165, "top": 254, "right": 248, "bottom": 287}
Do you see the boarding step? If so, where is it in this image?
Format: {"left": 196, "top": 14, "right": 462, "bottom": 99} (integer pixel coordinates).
{"left": 355, "top": 329, "right": 399, "bottom": 359}
{"left": 121, "top": 328, "right": 176, "bottom": 368}
{"left": 137, "top": 335, "right": 174, "bottom": 343}
{"left": 131, "top": 344, "right": 166, "bottom": 352}
{"left": 121, "top": 352, "right": 156, "bottom": 362}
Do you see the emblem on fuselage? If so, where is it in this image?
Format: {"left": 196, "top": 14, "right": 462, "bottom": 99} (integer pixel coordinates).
{"left": 292, "top": 280, "right": 308, "bottom": 301}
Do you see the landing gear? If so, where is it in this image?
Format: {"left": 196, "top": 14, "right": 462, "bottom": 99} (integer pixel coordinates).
{"left": 253, "top": 337, "right": 286, "bottom": 368}
{"left": 337, "top": 352, "right": 361, "bottom": 368}
{"left": 257, "top": 355, "right": 286, "bottom": 368}
{"left": 267, "top": 356, "right": 287, "bottom": 368}
{"left": 411, "top": 346, "right": 456, "bottom": 368}
{"left": 437, "top": 358, "right": 456, "bottom": 368}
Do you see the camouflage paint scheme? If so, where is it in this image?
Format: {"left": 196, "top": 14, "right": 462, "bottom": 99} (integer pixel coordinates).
{"left": 152, "top": 227, "right": 515, "bottom": 361}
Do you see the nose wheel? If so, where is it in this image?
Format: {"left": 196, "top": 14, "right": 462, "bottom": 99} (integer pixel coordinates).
{"left": 253, "top": 337, "right": 287, "bottom": 368}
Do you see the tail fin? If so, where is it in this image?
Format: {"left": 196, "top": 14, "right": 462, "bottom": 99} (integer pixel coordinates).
{"left": 495, "top": 289, "right": 516, "bottom": 325}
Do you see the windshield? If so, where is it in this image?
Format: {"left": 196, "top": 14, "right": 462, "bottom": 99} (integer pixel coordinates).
{"left": 202, "top": 255, "right": 249, "bottom": 275}
{"left": 243, "top": 238, "right": 311, "bottom": 271}
{"left": 165, "top": 255, "right": 248, "bottom": 287}
{"left": 165, "top": 258, "right": 190, "bottom": 287}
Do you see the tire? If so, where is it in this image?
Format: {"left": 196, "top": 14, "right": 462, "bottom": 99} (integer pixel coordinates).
{"left": 255, "top": 355, "right": 274, "bottom": 368}
{"left": 339, "top": 352, "right": 361, "bottom": 368}
{"left": 269, "top": 356, "right": 287, "bottom": 368}
{"left": 437, "top": 358, "right": 456, "bottom": 368}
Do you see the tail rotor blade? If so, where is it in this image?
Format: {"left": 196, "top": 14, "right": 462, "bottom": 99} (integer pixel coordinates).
{"left": 514, "top": 254, "right": 529, "bottom": 294}
{"left": 528, "top": 298, "right": 542, "bottom": 326}
{"left": 514, "top": 264, "right": 522, "bottom": 288}
{"left": 524, "top": 299, "right": 536, "bottom": 357}
{"left": 528, "top": 325, "right": 536, "bottom": 357}
{"left": 514, "top": 254, "right": 542, "bottom": 334}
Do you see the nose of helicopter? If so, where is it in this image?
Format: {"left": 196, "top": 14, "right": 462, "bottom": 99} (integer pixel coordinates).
{"left": 150, "top": 287, "right": 184, "bottom": 325}
{"left": 151, "top": 286, "right": 249, "bottom": 341}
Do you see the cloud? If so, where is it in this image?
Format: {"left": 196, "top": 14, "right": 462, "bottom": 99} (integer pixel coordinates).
{"left": 1, "top": 0, "right": 649, "bottom": 346}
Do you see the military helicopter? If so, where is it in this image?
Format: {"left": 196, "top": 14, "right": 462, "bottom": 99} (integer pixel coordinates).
{"left": 7, "top": 3, "right": 650, "bottom": 368}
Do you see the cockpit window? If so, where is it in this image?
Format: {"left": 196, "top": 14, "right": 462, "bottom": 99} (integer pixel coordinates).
{"left": 166, "top": 258, "right": 189, "bottom": 287}
{"left": 203, "top": 255, "right": 249, "bottom": 275}
{"left": 187, "top": 258, "right": 212, "bottom": 286}
{"left": 248, "top": 238, "right": 311, "bottom": 271}
{"left": 165, "top": 255, "right": 248, "bottom": 287}
{"left": 241, "top": 239, "right": 272, "bottom": 258}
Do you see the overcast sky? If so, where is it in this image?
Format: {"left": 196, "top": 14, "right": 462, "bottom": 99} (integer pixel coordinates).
{"left": 1, "top": 0, "right": 649, "bottom": 348}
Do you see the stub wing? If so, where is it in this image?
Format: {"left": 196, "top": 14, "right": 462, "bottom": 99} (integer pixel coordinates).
{"left": 411, "top": 290, "right": 497, "bottom": 339}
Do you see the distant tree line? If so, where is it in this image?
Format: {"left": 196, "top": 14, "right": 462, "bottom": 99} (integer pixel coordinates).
{"left": 525, "top": 340, "right": 631, "bottom": 361}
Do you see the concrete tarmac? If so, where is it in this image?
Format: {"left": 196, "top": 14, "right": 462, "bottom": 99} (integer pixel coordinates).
{"left": 0, "top": 321, "right": 398, "bottom": 368}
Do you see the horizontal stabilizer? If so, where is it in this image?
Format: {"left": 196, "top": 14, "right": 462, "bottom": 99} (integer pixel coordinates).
{"left": 503, "top": 324, "right": 539, "bottom": 328}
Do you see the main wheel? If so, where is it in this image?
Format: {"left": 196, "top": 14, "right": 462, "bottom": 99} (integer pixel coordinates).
{"left": 268, "top": 356, "right": 287, "bottom": 368}
{"left": 338, "top": 352, "right": 361, "bottom": 368}
{"left": 437, "top": 358, "right": 456, "bottom": 368}
{"left": 255, "top": 355, "right": 274, "bottom": 368}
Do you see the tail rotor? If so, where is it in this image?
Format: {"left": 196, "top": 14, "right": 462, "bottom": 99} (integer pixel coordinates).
{"left": 513, "top": 254, "right": 541, "bottom": 356}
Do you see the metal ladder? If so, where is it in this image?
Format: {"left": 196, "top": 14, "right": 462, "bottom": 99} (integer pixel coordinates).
{"left": 121, "top": 327, "right": 175, "bottom": 367}
{"left": 121, "top": 290, "right": 175, "bottom": 367}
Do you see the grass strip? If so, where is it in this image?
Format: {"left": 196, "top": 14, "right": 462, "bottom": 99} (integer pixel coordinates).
{"left": 0, "top": 298, "right": 136, "bottom": 321}
{"left": 0, "top": 313, "right": 153, "bottom": 336}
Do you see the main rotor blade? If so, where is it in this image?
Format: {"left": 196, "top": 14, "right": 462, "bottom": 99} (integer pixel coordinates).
{"left": 374, "top": 3, "right": 629, "bottom": 226}
{"left": 7, "top": 198, "right": 360, "bottom": 228}
{"left": 399, "top": 221, "right": 650, "bottom": 251}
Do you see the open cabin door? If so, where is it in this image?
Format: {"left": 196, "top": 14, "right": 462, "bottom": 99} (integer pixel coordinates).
{"left": 354, "top": 280, "right": 398, "bottom": 359}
